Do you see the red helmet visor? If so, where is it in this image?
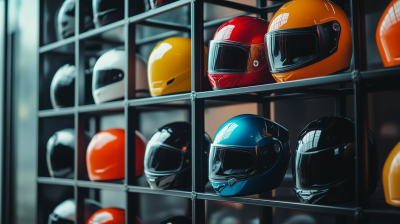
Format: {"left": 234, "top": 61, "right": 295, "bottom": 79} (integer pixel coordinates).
{"left": 208, "top": 40, "right": 267, "bottom": 74}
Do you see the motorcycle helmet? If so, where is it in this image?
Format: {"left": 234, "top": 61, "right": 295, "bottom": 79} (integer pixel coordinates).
{"left": 383, "top": 141, "right": 400, "bottom": 206}
{"left": 264, "top": 0, "right": 352, "bottom": 82}
{"left": 57, "top": 0, "right": 94, "bottom": 40}
{"left": 86, "top": 128, "right": 147, "bottom": 181}
{"left": 209, "top": 114, "right": 290, "bottom": 196}
{"left": 208, "top": 16, "right": 274, "bottom": 89}
{"left": 86, "top": 207, "right": 143, "bottom": 224}
{"left": 144, "top": 122, "right": 212, "bottom": 189}
{"left": 376, "top": 0, "right": 400, "bottom": 67}
{"left": 92, "top": 0, "right": 124, "bottom": 28}
{"left": 292, "top": 115, "right": 379, "bottom": 204}
{"left": 147, "top": 37, "right": 208, "bottom": 96}
{"left": 92, "top": 49, "right": 149, "bottom": 104}
{"left": 158, "top": 216, "right": 192, "bottom": 224}
{"left": 148, "top": 0, "right": 178, "bottom": 9}
{"left": 46, "top": 128, "right": 91, "bottom": 178}
{"left": 50, "top": 64, "right": 75, "bottom": 108}
{"left": 48, "top": 198, "right": 102, "bottom": 224}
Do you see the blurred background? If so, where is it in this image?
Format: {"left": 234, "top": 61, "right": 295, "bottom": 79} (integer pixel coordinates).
{"left": 1, "top": 0, "right": 400, "bottom": 223}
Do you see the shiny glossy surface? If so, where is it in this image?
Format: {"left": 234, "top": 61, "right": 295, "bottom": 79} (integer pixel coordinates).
{"left": 86, "top": 207, "right": 143, "bottom": 224}
{"left": 383, "top": 141, "right": 400, "bottom": 206}
{"left": 292, "top": 116, "right": 378, "bottom": 204}
{"left": 267, "top": 0, "right": 352, "bottom": 82}
{"left": 207, "top": 16, "right": 274, "bottom": 89}
{"left": 86, "top": 129, "right": 147, "bottom": 181}
{"left": 46, "top": 128, "right": 75, "bottom": 178}
{"left": 209, "top": 114, "right": 290, "bottom": 196}
{"left": 147, "top": 37, "right": 207, "bottom": 96}
{"left": 49, "top": 198, "right": 102, "bottom": 223}
{"left": 50, "top": 64, "right": 75, "bottom": 108}
{"left": 376, "top": 0, "right": 400, "bottom": 67}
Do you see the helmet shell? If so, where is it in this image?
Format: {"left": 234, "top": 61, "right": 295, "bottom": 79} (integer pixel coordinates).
{"left": 144, "top": 122, "right": 211, "bottom": 189}
{"left": 210, "top": 114, "right": 290, "bottom": 196}
{"left": 48, "top": 198, "right": 102, "bottom": 224}
{"left": 92, "top": 49, "right": 149, "bottom": 104}
{"left": 86, "top": 207, "right": 143, "bottom": 224}
{"left": 147, "top": 37, "right": 208, "bottom": 96}
{"left": 376, "top": 0, "right": 400, "bottom": 67}
{"left": 50, "top": 64, "right": 75, "bottom": 109}
{"left": 383, "top": 141, "right": 400, "bottom": 206}
{"left": 267, "top": 0, "right": 352, "bottom": 82}
{"left": 46, "top": 128, "right": 91, "bottom": 178}
{"left": 292, "top": 115, "right": 379, "bottom": 204}
{"left": 86, "top": 129, "right": 147, "bottom": 181}
{"left": 208, "top": 16, "right": 274, "bottom": 89}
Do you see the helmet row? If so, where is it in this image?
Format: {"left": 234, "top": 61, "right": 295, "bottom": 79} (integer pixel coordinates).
{"left": 47, "top": 114, "right": 387, "bottom": 205}
{"left": 57, "top": 0, "right": 178, "bottom": 39}
{"left": 48, "top": 198, "right": 191, "bottom": 224}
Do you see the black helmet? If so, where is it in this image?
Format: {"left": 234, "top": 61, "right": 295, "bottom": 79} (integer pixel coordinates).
{"left": 48, "top": 198, "right": 101, "bottom": 224}
{"left": 92, "top": 0, "right": 124, "bottom": 28}
{"left": 158, "top": 216, "right": 192, "bottom": 224}
{"left": 144, "top": 122, "right": 211, "bottom": 189}
{"left": 292, "top": 115, "right": 379, "bottom": 204}
{"left": 46, "top": 129, "right": 91, "bottom": 178}
{"left": 56, "top": 0, "right": 94, "bottom": 40}
{"left": 50, "top": 64, "right": 75, "bottom": 109}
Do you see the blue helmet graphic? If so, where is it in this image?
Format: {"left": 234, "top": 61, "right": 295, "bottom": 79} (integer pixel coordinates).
{"left": 209, "top": 114, "right": 291, "bottom": 196}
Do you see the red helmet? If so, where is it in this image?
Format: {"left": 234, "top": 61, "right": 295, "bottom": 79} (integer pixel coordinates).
{"left": 86, "top": 129, "right": 147, "bottom": 181}
{"left": 207, "top": 16, "right": 274, "bottom": 89}
{"left": 86, "top": 207, "right": 143, "bottom": 224}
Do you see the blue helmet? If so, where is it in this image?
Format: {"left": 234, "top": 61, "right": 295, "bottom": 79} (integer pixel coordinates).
{"left": 209, "top": 114, "right": 290, "bottom": 196}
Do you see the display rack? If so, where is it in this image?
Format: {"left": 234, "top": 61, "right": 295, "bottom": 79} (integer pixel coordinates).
{"left": 36, "top": 0, "right": 400, "bottom": 224}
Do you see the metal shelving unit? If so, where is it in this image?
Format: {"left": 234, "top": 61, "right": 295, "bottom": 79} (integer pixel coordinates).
{"left": 36, "top": 0, "right": 400, "bottom": 224}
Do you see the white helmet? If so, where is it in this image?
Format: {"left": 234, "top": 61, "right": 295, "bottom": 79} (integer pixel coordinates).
{"left": 92, "top": 49, "right": 149, "bottom": 104}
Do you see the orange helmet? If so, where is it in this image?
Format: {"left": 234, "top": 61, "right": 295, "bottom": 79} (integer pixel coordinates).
{"left": 383, "top": 141, "right": 400, "bottom": 206}
{"left": 86, "top": 207, "right": 143, "bottom": 224}
{"left": 376, "top": 0, "right": 400, "bottom": 67}
{"left": 87, "top": 208, "right": 124, "bottom": 224}
{"left": 265, "top": 0, "right": 352, "bottom": 82}
{"left": 86, "top": 129, "right": 147, "bottom": 181}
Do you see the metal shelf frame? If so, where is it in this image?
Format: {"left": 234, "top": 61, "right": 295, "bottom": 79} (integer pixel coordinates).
{"left": 36, "top": 0, "right": 400, "bottom": 224}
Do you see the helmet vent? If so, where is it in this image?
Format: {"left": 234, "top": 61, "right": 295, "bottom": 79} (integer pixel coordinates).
{"left": 167, "top": 78, "right": 175, "bottom": 85}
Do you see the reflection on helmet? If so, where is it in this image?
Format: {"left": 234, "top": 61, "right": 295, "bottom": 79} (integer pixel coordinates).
{"left": 86, "top": 207, "right": 143, "bottom": 224}
{"left": 50, "top": 64, "right": 75, "bottom": 108}
{"left": 92, "top": 0, "right": 124, "bottom": 28}
{"left": 209, "top": 114, "right": 290, "bottom": 196}
{"left": 57, "top": 0, "right": 94, "bottom": 40}
{"left": 47, "top": 128, "right": 91, "bottom": 178}
{"left": 383, "top": 141, "right": 400, "bottom": 206}
{"left": 292, "top": 115, "right": 379, "bottom": 204}
{"left": 147, "top": 37, "right": 208, "bottom": 96}
{"left": 144, "top": 122, "right": 211, "bottom": 189}
{"left": 158, "top": 216, "right": 192, "bottom": 224}
{"left": 92, "top": 49, "right": 149, "bottom": 104}
{"left": 208, "top": 16, "right": 274, "bottom": 89}
{"left": 48, "top": 198, "right": 102, "bottom": 224}
{"left": 148, "top": 0, "right": 179, "bottom": 9}
{"left": 376, "top": 0, "right": 400, "bottom": 67}
{"left": 265, "top": 0, "right": 352, "bottom": 82}
{"left": 86, "top": 129, "right": 147, "bottom": 181}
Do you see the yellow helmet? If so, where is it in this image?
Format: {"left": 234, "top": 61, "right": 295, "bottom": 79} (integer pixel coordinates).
{"left": 147, "top": 37, "right": 208, "bottom": 96}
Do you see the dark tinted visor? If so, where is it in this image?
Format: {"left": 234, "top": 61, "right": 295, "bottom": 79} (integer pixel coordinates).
{"left": 145, "top": 144, "right": 190, "bottom": 173}
{"left": 209, "top": 142, "right": 281, "bottom": 181}
{"left": 265, "top": 21, "right": 341, "bottom": 73}
{"left": 48, "top": 214, "right": 74, "bottom": 224}
{"left": 293, "top": 144, "right": 353, "bottom": 189}
{"left": 208, "top": 41, "right": 266, "bottom": 74}
{"left": 94, "top": 69, "right": 124, "bottom": 90}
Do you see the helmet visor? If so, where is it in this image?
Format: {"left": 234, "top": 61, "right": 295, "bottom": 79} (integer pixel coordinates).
{"left": 208, "top": 40, "right": 267, "bottom": 74}
{"left": 209, "top": 142, "right": 281, "bottom": 181}
{"left": 293, "top": 143, "right": 353, "bottom": 189}
{"left": 145, "top": 143, "right": 190, "bottom": 173}
{"left": 94, "top": 69, "right": 124, "bottom": 90}
{"left": 265, "top": 21, "right": 341, "bottom": 73}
